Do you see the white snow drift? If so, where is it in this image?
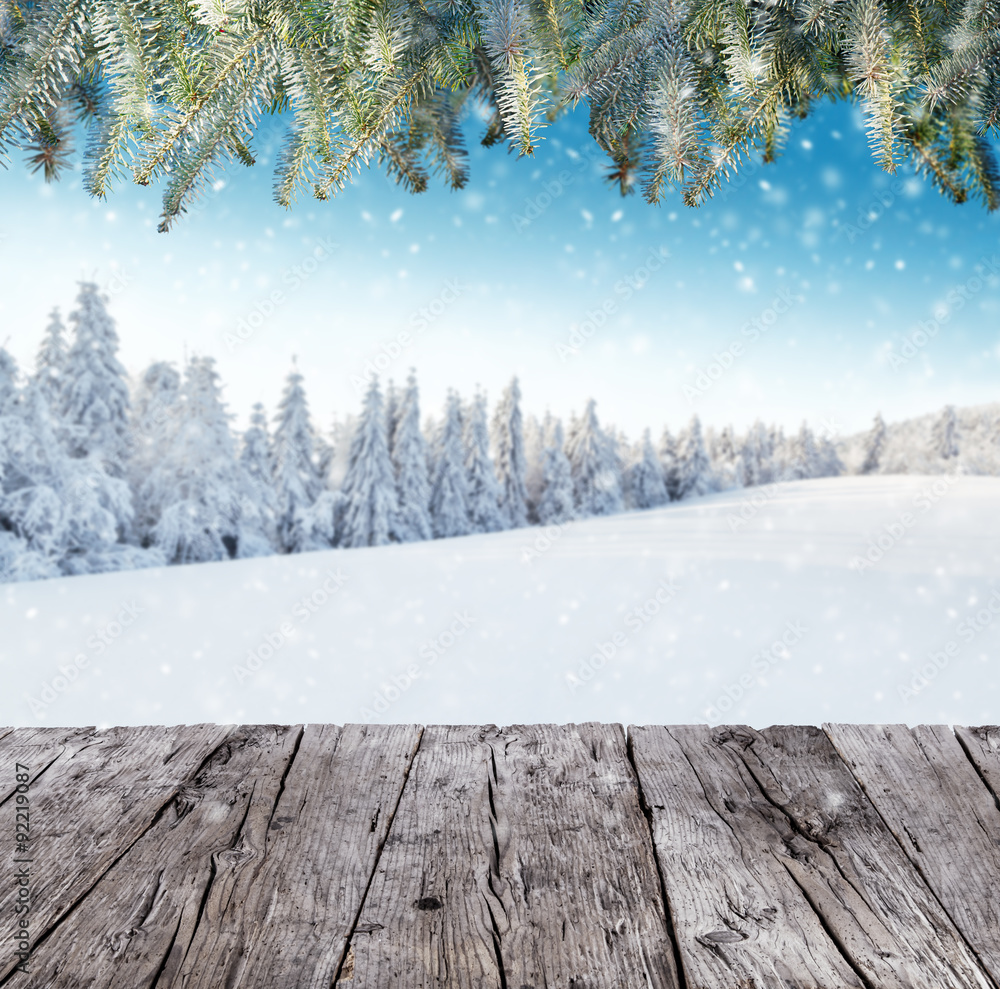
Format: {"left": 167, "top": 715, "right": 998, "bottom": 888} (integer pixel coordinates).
{"left": 2, "top": 474, "right": 998, "bottom": 729}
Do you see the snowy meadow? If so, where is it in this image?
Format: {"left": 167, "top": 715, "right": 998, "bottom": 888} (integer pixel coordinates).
{"left": 2, "top": 281, "right": 999, "bottom": 729}
{"left": 3, "top": 281, "right": 998, "bottom": 586}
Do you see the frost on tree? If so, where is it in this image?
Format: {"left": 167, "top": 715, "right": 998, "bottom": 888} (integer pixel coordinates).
{"left": 932, "top": 404, "right": 959, "bottom": 460}
{"left": 658, "top": 427, "right": 682, "bottom": 501}
{"left": 491, "top": 377, "right": 529, "bottom": 529}
{"left": 0, "top": 351, "right": 162, "bottom": 581}
{"left": 676, "top": 415, "right": 712, "bottom": 499}
{"left": 60, "top": 282, "right": 132, "bottom": 476}
{"left": 740, "top": 420, "right": 775, "bottom": 486}
{"left": 626, "top": 428, "right": 669, "bottom": 509}
{"left": 33, "top": 308, "right": 67, "bottom": 411}
{"left": 430, "top": 391, "right": 471, "bottom": 538}
{"left": 788, "top": 423, "right": 821, "bottom": 480}
{"left": 385, "top": 378, "right": 401, "bottom": 457}
{"left": 129, "top": 361, "right": 181, "bottom": 543}
{"left": 464, "top": 390, "right": 506, "bottom": 533}
{"left": 143, "top": 356, "right": 271, "bottom": 563}
{"left": 565, "top": 399, "right": 623, "bottom": 517}
{"left": 536, "top": 418, "right": 575, "bottom": 525}
{"left": 240, "top": 402, "right": 279, "bottom": 548}
{"left": 860, "top": 413, "right": 886, "bottom": 474}
{"left": 391, "top": 371, "right": 432, "bottom": 543}
{"left": 339, "top": 377, "right": 399, "bottom": 548}
{"left": 710, "top": 425, "right": 743, "bottom": 489}
{"left": 523, "top": 412, "right": 547, "bottom": 522}
{"left": 272, "top": 364, "right": 324, "bottom": 553}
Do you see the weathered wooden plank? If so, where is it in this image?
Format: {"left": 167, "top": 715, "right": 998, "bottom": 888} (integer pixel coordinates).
{"left": 4, "top": 725, "right": 300, "bottom": 989}
{"left": 825, "top": 723, "right": 1000, "bottom": 984}
{"left": 0, "top": 724, "right": 233, "bottom": 983}
{"left": 176, "top": 722, "right": 421, "bottom": 989}
{"left": 0, "top": 727, "right": 93, "bottom": 807}
{"left": 629, "top": 724, "right": 866, "bottom": 989}
{"left": 714, "top": 725, "right": 995, "bottom": 989}
{"left": 494, "top": 723, "right": 680, "bottom": 989}
{"left": 955, "top": 725, "right": 1000, "bottom": 802}
{"left": 337, "top": 725, "right": 504, "bottom": 989}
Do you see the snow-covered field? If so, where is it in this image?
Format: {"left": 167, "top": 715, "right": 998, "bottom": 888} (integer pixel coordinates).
{"left": 2, "top": 475, "right": 998, "bottom": 728}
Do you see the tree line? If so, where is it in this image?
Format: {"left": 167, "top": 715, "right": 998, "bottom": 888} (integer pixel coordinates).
{"left": 0, "top": 282, "right": 990, "bottom": 583}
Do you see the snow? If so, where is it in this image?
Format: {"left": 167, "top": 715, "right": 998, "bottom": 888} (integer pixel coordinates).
{"left": 3, "top": 475, "right": 999, "bottom": 729}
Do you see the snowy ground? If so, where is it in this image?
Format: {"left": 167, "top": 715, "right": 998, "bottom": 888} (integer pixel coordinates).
{"left": 2, "top": 475, "right": 999, "bottom": 729}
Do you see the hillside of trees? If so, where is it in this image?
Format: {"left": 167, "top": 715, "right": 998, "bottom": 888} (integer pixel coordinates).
{"left": 2, "top": 282, "right": 996, "bottom": 584}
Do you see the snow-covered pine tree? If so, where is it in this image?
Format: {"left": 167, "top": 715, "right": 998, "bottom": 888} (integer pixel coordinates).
{"left": 430, "top": 391, "right": 471, "bottom": 538}
{"left": 788, "top": 422, "right": 820, "bottom": 479}
{"left": 240, "top": 402, "right": 279, "bottom": 547}
{"left": 391, "top": 371, "right": 432, "bottom": 543}
{"left": 523, "top": 412, "right": 547, "bottom": 522}
{"left": 491, "top": 377, "right": 529, "bottom": 529}
{"left": 712, "top": 425, "right": 743, "bottom": 489}
{"left": 60, "top": 282, "right": 132, "bottom": 476}
{"left": 658, "top": 427, "right": 682, "bottom": 500}
{"left": 339, "top": 377, "right": 399, "bottom": 548}
{"left": 33, "top": 308, "right": 67, "bottom": 411}
{"left": 0, "top": 348, "right": 18, "bottom": 414}
{"left": 626, "top": 428, "right": 669, "bottom": 509}
{"left": 860, "top": 413, "right": 886, "bottom": 474}
{"left": 676, "top": 415, "right": 713, "bottom": 499}
{"left": 744, "top": 419, "right": 777, "bottom": 486}
{"left": 0, "top": 350, "right": 162, "bottom": 580}
{"left": 816, "top": 436, "right": 845, "bottom": 477}
{"left": 536, "top": 418, "right": 575, "bottom": 525}
{"left": 385, "top": 378, "right": 401, "bottom": 458}
{"left": 271, "top": 364, "right": 324, "bottom": 552}
{"left": 932, "top": 404, "right": 959, "bottom": 460}
{"left": 128, "top": 361, "right": 181, "bottom": 541}
{"left": 565, "top": 399, "right": 624, "bottom": 517}
{"left": 464, "top": 390, "right": 506, "bottom": 533}
{"left": 143, "top": 356, "right": 270, "bottom": 563}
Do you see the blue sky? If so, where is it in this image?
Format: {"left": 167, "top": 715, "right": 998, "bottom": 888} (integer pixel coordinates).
{"left": 1, "top": 97, "right": 998, "bottom": 438}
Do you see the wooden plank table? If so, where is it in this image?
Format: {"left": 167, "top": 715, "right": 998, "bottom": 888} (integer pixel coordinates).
{"left": 1, "top": 723, "right": 998, "bottom": 989}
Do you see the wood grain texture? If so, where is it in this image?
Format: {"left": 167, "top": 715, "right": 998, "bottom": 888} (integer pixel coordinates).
{"left": 0, "top": 727, "right": 93, "bottom": 808}
{"left": 0, "top": 724, "right": 233, "bottom": 983}
{"left": 493, "top": 723, "right": 680, "bottom": 989}
{"left": 955, "top": 725, "right": 1000, "bottom": 804}
{"left": 336, "top": 725, "right": 504, "bottom": 989}
{"left": 3, "top": 725, "right": 300, "bottom": 989}
{"left": 176, "top": 722, "right": 421, "bottom": 989}
{"left": 825, "top": 723, "right": 1000, "bottom": 984}
{"left": 629, "top": 724, "right": 866, "bottom": 989}
{"left": 714, "top": 724, "right": 995, "bottom": 989}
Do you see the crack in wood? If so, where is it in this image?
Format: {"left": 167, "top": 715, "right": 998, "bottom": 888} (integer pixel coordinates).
{"left": 626, "top": 729, "right": 690, "bottom": 989}
{"left": 330, "top": 725, "right": 425, "bottom": 988}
